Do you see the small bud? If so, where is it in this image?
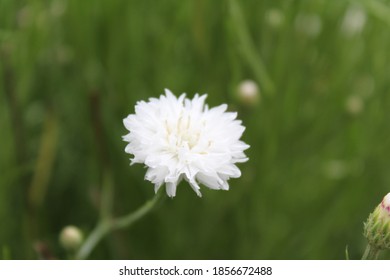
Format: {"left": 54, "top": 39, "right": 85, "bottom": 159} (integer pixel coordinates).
{"left": 340, "top": 5, "right": 366, "bottom": 37}
{"left": 323, "top": 159, "right": 348, "bottom": 180}
{"left": 345, "top": 95, "right": 364, "bottom": 115}
{"left": 59, "top": 225, "right": 83, "bottom": 251}
{"left": 237, "top": 80, "right": 260, "bottom": 106}
{"left": 50, "top": 0, "right": 67, "bottom": 18}
{"left": 364, "top": 193, "right": 390, "bottom": 250}
{"left": 265, "top": 9, "right": 285, "bottom": 29}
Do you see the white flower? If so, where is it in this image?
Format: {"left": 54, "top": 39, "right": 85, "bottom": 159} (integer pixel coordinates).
{"left": 123, "top": 89, "right": 249, "bottom": 197}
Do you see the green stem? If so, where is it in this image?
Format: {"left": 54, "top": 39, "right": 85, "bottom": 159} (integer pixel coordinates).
{"left": 76, "top": 222, "right": 110, "bottom": 260}
{"left": 76, "top": 191, "right": 165, "bottom": 260}
{"left": 112, "top": 190, "right": 165, "bottom": 230}
{"left": 362, "top": 244, "right": 381, "bottom": 260}
{"left": 229, "top": 0, "right": 275, "bottom": 95}
{"left": 100, "top": 170, "right": 114, "bottom": 220}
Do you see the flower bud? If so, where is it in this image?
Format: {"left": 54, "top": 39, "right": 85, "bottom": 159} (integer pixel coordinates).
{"left": 364, "top": 193, "right": 390, "bottom": 250}
{"left": 237, "top": 80, "right": 260, "bottom": 106}
{"left": 345, "top": 95, "right": 364, "bottom": 115}
{"left": 265, "top": 9, "right": 284, "bottom": 29}
{"left": 340, "top": 5, "right": 366, "bottom": 37}
{"left": 59, "top": 225, "right": 83, "bottom": 251}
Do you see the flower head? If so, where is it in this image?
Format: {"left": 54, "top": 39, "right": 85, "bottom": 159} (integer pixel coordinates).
{"left": 364, "top": 193, "right": 390, "bottom": 250}
{"left": 123, "top": 89, "right": 249, "bottom": 197}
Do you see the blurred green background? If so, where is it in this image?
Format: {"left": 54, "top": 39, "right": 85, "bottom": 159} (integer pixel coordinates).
{"left": 1, "top": 0, "right": 390, "bottom": 260}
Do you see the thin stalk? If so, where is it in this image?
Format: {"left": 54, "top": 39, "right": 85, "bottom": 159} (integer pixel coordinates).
{"left": 76, "top": 222, "right": 111, "bottom": 260}
{"left": 362, "top": 244, "right": 381, "bottom": 260}
{"left": 88, "top": 90, "right": 114, "bottom": 220}
{"left": 28, "top": 109, "right": 59, "bottom": 209}
{"left": 76, "top": 191, "right": 165, "bottom": 260}
{"left": 100, "top": 170, "right": 114, "bottom": 220}
{"left": 229, "top": 0, "right": 275, "bottom": 95}
{"left": 112, "top": 190, "right": 165, "bottom": 230}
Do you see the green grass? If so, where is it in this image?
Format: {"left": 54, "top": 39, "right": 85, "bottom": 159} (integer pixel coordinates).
{"left": 1, "top": 0, "right": 390, "bottom": 259}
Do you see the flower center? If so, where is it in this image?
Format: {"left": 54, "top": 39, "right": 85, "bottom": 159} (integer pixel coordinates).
{"left": 165, "top": 112, "right": 202, "bottom": 151}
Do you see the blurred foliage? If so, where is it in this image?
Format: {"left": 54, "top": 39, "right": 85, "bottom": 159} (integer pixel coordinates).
{"left": 1, "top": 0, "right": 390, "bottom": 259}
